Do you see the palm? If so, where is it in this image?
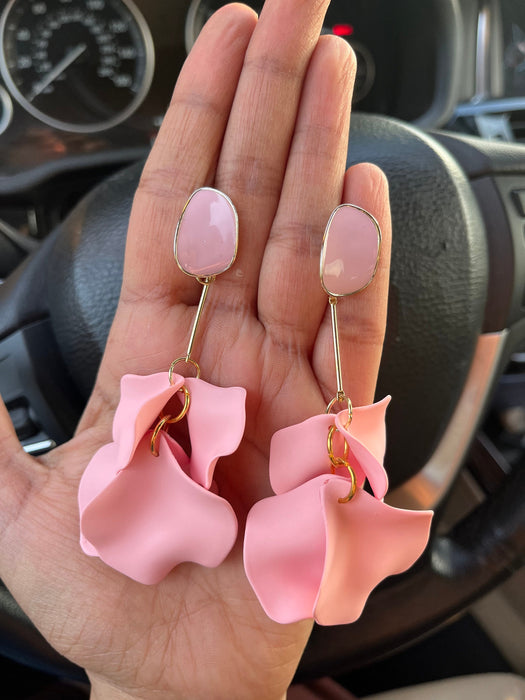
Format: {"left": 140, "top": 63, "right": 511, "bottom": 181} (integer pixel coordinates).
{"left": 0, "top": 2, "right": 391, "bottom": 699}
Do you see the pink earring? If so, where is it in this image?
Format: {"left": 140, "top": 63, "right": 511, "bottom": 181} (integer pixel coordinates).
{"left": 78, "top": 188, "right": 246, "bottom": 585}
{"left": 243, "top": 204, "right": 434, "bottom": 626}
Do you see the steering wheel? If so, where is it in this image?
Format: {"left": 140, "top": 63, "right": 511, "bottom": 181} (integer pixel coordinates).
{"left": 0, "top": 114, "right": 524, "bottom": 681}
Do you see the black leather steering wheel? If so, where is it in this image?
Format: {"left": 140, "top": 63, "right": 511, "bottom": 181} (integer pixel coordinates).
{"left": 0, "top": 114, "right": 524, "bottom": 681}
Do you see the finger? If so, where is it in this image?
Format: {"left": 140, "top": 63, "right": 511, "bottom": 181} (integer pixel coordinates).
{"left": 258, "top": 35, "right": 356, "bottom": 351}
{"left": 215, "top": 0, "right": 332, "bottom": 306}
{"left": 314, "top": 163, "right": 391, "bottom": 407}
{"left": 80, "top": 5, "right": 258, "bottom": 421}
{"left": 122, "top": 4, "right": 258, "bottom": 307}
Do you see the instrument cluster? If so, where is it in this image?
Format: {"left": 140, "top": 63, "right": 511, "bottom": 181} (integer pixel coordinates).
{"left": 0, "top": 0, "right": 495, "bottom": 186}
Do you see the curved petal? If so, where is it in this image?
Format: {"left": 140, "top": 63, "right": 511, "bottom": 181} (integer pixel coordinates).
{"left": 80, "top": 534, "right": 98, "bottom": 557}
{"left": 80, "top": 433, "right": 238, "bottom": 584}
{"left": 243, "top": 476, "right": 328, "bottom": 624}
{"left": 335, "top": 396, "right": 390, "bottom": 499}
{"left": 270, "top": 398, "right": 390, "bottom": 495}
{"left": 185, "top": 378, "right": 246, "bottom": 489}
{"left": 113, "top": 372, "right": 185, "bottom": 467}
{"left": 79, "top": 399, "right": 191, "bottom": 520}
{"left": 314, "top": 479, "right": 433, "bottom": 625}
{"left": 78, "top": 441, "right": 120, "bottom": 517}
{"left": 269, "top": 414, "right": 336, "bottom": 494}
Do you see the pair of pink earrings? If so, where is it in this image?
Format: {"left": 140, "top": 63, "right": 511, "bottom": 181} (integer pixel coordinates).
{"left": 78, "top": 188, "right": 432, "bottom": 627}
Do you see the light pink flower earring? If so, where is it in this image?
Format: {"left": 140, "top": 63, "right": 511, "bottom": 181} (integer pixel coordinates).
{"left": 244, "top": 204, "right": 434, "bottom": 626}
{"left": 78, "top": 188, "right": 246, "bottom": 585}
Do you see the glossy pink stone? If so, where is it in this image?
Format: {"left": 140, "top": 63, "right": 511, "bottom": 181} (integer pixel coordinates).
{"left": 175, "top": 187, "right": 238, "bottom": 277}
{"left": 321, "top": 204, "right": 381, "bottom": 296}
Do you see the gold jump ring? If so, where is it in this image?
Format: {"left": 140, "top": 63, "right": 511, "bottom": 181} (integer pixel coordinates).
{"left": 327, "top": 424, "right": 349, "bottom": 468}
{"left": 150, "top": 415, "right": 171, "bottom": 457}
{"left": 327, "top": 425, "right": 357, "bottom": 504}
{"left": 150, "top": 385, "right": 191, "bottom": 456}
{"left": 164, "top": 385, "right": 191, "bottom": 424}
{"left": 169, "top": 356, "right": 201, "bottom": 383}
{"left": 338, "top": 465, "right": 357, "bottom": 504}
{"left": 326, "top": 393, "right": 353, "bottom": 427}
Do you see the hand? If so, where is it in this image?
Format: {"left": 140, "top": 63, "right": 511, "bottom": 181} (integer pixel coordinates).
{"left": 0, "top": 1, "right": 391, "bottom": 698}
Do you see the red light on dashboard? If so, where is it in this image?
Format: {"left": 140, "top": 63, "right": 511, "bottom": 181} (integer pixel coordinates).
{"left": 332, "top": 23, "right": 354, "bottom": 37}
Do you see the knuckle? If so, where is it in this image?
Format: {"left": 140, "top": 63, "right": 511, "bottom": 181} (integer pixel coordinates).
{"left": 219, "top": 154, "right": 282, "bottom": 199}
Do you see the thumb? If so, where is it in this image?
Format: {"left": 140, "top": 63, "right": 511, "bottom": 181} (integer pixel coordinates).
{"left": 0, "top": 392, "right": 22, "bottom": 452}
{"left": 0, "top": 394, "right": 41, "bottom": 542}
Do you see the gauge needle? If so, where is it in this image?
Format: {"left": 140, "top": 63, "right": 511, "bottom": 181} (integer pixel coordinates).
{"left": 28, "top": 44, "right": 87, "bottom": 102}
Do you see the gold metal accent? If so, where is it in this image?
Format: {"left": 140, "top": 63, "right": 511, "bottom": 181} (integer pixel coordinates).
{"left": 150, "top": 385, "right": 191, "bottom": 456}
{"left": 327, "top": 424, "right": 349, "bottom": 467}
{"left": 337, "top": 465, "right": 357, "bottom": 504}
{"left": 185, "top": 276, "right": 213, "bottom": 365}
{"left": 326, "top": 424, "right": 357, "bottom": 504}
{"left": 169, "top": 356, "right": 201, "bottom": 382}
{"left": 326, "top": 392, "right": 353, "bottom": 427}
{"left": 150, "top": 415, "right": 172, "bottom": 457}
{"left": 167, "top": 385, "right": 191, "bottom": 423}
{"left": 329, "top": 296, "right": 344, "bottom": 397}
{"left": 324, "top": 296, "right": 352, "bottom": 425}
{"left": 168, "top": 277, "right": 213, "bottom": 380}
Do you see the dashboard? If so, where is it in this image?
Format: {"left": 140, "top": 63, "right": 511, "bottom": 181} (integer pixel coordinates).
{"left": 0, "top": 0, "right": 461, "bottom": 184}
{"left": 0, "top": 0, "right": 523, "bottom": 250}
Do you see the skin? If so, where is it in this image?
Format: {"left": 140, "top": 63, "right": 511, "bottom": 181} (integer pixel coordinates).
{"left": 0, "top": 1, "right": 391, "bottom": 699}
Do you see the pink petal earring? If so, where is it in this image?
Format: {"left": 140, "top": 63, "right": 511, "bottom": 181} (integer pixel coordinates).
{"left": 78, "top": 188, "right": 246, "bottom": 585}
{"left": 244, "top": 203, "right": 434, "bottom": 626}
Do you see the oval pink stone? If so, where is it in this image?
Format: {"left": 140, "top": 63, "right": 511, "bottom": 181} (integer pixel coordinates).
{"left": 321, "top": 204, "right": 381, "bottom": 296}
{"left": 175, "top": 188, "right": 238, "bottom": 277}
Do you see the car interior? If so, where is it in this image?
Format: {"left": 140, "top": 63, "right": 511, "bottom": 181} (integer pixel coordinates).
{"left": 0, "top": 0, "right": 524, "bottom": 697}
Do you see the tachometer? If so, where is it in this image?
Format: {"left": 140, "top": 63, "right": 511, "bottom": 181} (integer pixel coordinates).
{"left": 185, "top": 0, "right": 375, "bottom": 104}
{"left": 185, "top": 0, "right": 263, "bottom": 52}
{"left": 0, "top": 0, "right": 154, "bottom": 133}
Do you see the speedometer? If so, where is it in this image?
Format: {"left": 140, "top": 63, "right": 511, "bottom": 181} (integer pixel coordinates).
{"left": 0, "top": 0, "right": 154, "bottom": 133}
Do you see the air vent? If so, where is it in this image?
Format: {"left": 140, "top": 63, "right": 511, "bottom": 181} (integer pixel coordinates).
{"left": 510, "top": 111, "right": 525, "bottom": 142}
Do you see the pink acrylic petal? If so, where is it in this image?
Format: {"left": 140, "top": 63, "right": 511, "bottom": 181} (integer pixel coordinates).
{"left": 78, "top": 442, "right": 120, "bottom": 518}
{"left": 270, "top": 414, "right": 354, "bottom": 494}
{"left": 80, "top": 534, "right": 98, "bottom": 557}
{"left": 336, "top": 396, "right": 390, "bottom": 464}
{"left": 80, "top": 433, "right": 238, "bottom": 584}
{"left": 78, "top": 442, "right": 118, "bottom": 557}
{"left": 270, "top": 398, "right": 390, "bottom": 495}
{"left": 314, "top": 479, "right": 433, "bottom": 625}
{"left": 335, "top": 396, "right": 390, "bottom": 499}
{"left": 185, "top": 378, "right": 246, "bottom": 489}
{"left": 113, "top": 372, "right": 185, "bottom": 467}
{"left": 243, "top": 476, "right": 328, "bottom": 624}
{"left": 78, "top": 425, "right": 191, "bottom": 524}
